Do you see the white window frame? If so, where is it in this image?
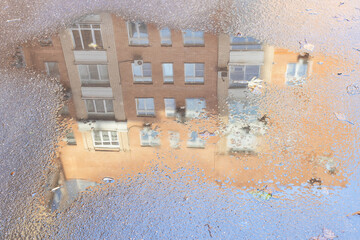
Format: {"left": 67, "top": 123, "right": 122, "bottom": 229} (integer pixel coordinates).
{"left": 85, "top": 99, "right": 114, "bottom": 114}
{"left": 164, "top": 98, "right": 176, "bottom": 117}
{"left": 185, "top": 98, "right": 206, "bottom": 118}
{"left": 183, "top": 30, "right": 204, "bottom": 45}
{"left": 78, "top": 64, "right": 109, "bottom": 85}
{"left": 135, "top": 98, "right": 155, "bottom": 116}
{"left": 44, "top": 62, "right": 60, "bottom": 77}
{"left": 162, "top": 63, "right": 173, "bottom": 83}
{"left": 71, "top": 24, "right": 103, "bottom": 50}
{"left": 140, "top": 128, "right": 160, "bottom": 146}
{"left": 92, "top": 130, "right": 119, "bottom": 148}
{"left": 168, "top": 131, "right": 180, "bottom": 149}
{"left": 127, "top": 21, "right": 149, "bottom": 45}
{"left": 187, "top": 131, "right": 205, "bottom": 148}
{"left": 230, "top": 36, "right": 262, "bottom": 50}
{"left": 64, "top": 130, "right": 76, "bottom": 145}
{"left": 132, "top": 63, "right": 152, "bottom": 82}
{"left": 227, "top": 129, "right": 257, "bottom": 152}
{"left": 160, "top": 28, "right": 172, "bottom": 45}
{"left": 229, "top": 65, "right": 260, "bottom": 88}
{"left": 285, "top": 60, "right": 308, "bottom": 85}
{"left": 184, "top": 63, "right": 204, "bottom": 84}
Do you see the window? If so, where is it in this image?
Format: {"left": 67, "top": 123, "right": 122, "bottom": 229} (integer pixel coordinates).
{"left": 230, "top": 36, "right": 261, "bottom": 50}
{"left": 92, "top": 130, "right": 119, "bottom": 148}
{"left": 78, "top": 65, "right": 109, "bottom": 85}
{"left": 71, "top": 24, "right": 103, "bottom": 50}
{"left": 162, "top": 63, "right": 173, "bottom": 83}
{"left": 286, "top": 60, "right": 308, "bottom": 86}
{"left": 85, "top": 99, "right": 114, "bottom": 114}
{"left": 44, "top": 62, "right": 60, "bottom": 78}
{"left": 183, "top": 30, "right": 204, "bottom": 45}
{"left": 164, "top": 98, "right": 176, "bottom": 117}
{"left": 135, "top": 98, "right": 155, "bottom": 116}
{"left": 140, "top": 128, "right": 160, "bottom": 146}
{"left": 132, "top": 63, "right": 152, "bottom": 82}
{"left": 127, "top": 21, "right": 149, "bottom": 45}
{"left": 160, "top": 28, "right": 172, "bottom": 45}
{"left": 64, "top": 131, "right": 76, "bottom": 145}
{"left": 168, "top": 131, "right": 180, "bottom": 149}
{"left": 227, "top": 130, "right": 257, "bottom": 152}
{"left": 229, "top": 65, "right": 260, "bottom": 88}
{"left": 39, "top": 37, "right": 53, "bottom": 47}
{"left": 187, "top": 131, "right": 205, "bottom": 148}
{"left": 228, "top": 100, "right": 259, "bottom": 124}
{"left": 184, "top": 63, "right": 204, "bottom": 83}
{"left": 185, "top": 98, "right": 206, "bottom": 118}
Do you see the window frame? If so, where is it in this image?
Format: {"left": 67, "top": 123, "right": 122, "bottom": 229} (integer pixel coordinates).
{"left": 187, "top": 131, "right": 206, "bottom": 148}
{"left": 185, "top": 98, "right": 206, "bottom": 118}
{"left": 230, "top": 36, "right": 262, "bottom": 50}
{"left": 64, "top": 130, "right": 77, "bottom": 145}
{"left": 78, "top": 64, "right": 109, "bottom": 85}
{"left": 127, "top": 21, "right": 149, "bottom": 45}
{"left": 285, "top": 61, "right": 308, "bottom": 86}
{"left": 132, "top": 63, "right": 152, "bottom": 83}
{"left": 164, "top": 98, "right": 176, "bottom": 117}
{"left": 160, "top": 27, "right": 172, "bottom": 46}
{"left": 70, "top": 23, "right": 103, "bottom": 50}
{"left": 182, "top": 30, "right": 204, "bottom": 45}
{"left": 85, "top": 99, "right": 114, "bottom": 115}
{"left": 162, "top": 63, "right": 174, "bottom": 83}
{"left": 140, "top": 128, "right": 160, "bottom": 146}
{"left": 229, "top": 65, "right": 261, "bottom": 88}
{"left": 184, "top": 63, "right": 204, "bottom": 84}
{"left": 135, "top": 98, "right": 155, "bottom": 116}
{"left": 168, "top": 131, "right": 180, "bottom": 149}
{"left": 44, "top": 61, "right": 60, "bottom": 78}
{"left": 92, "top": 130, "right": 119, "bottom": 148}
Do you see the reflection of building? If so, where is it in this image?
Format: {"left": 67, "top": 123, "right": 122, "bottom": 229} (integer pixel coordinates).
{"left": 23, "top": 12, "right": 219, "bottom": 184}
{"left": 216, "top": 34, "right": 273, "bottom": 154}
{"left": 23, "top": 13, "right": 347, "bottom": 209}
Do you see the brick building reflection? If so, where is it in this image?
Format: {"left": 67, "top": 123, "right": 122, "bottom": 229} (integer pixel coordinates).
{"left": 22, "top": 13, "right": 347, "bottom": 210}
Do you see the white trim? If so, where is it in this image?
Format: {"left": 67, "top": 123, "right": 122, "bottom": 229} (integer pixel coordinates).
{"left": 164, "top": 98, "right": 176, "bottom": 117}
{"left": 70, "top": 23, "right": 103, "bottom": 50}
{"left": 77, "top": 121, "right": 128, "bottom": 132}
{"left": 81, "top": 87, "right": 113, "bottom": 98}
{"left": 85, "top": 99, "right": 114, "bottom": 114}
{"left": 162, "top": 63, "right": 174, "bottom": 83}
{"left": 229, "top": 65, "right": 261, "bottom": 88}
{"left": 78, "top": 64, "right": 109, "bottom": 85}
{"left": 135, "top": 98, "right": 155, "bottom": 116}
{"left": 184, "top": 63, "right": 204, "bottom": 83}
{"left": 140, "top": 128, "right": 160, "bottom": 146}
{"left": 183, "top": 30, "right": 204, "bottom": 45}
{"left": 92, "top": 130, "right": 119, "bottom": 148}
{"left": 160, "top": 28, "right": 172, "bottom": 45}
{"left": 132, "top": 63, "right": 152, "bottom": 82}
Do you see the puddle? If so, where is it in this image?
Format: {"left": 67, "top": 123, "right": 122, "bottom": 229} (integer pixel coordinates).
{"left": 1, "top": 7, "right": 360, "bottom": 239}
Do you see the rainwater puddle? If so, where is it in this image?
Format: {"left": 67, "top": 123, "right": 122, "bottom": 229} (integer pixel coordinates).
{"left": 1, "top": 5, "right": 360, "bottom": 239}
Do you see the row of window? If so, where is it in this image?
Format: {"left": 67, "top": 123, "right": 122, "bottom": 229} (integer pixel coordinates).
{"left": 135, "top": 98, "right": 206, "bottom": 118}
{"left": 71, "top": 22, "right": 204, "bottom": 50}
{"left": 77, "top": 63, "right": 204, "bottom": 84}
{"left": 92, "top": 130, "right": 205, "bottom": 149}
{"left": 83, "top": 97, "right": 206, "bottom": 118}
{"left": 69, "top": 16, "right": 267, "bottom": 50}
{"left": 131, "top": 63, "right": 204, "bottom": 84}
{"left": 45, "top": 60, "right": 307, "bottom": 88}
{"left": 45, "top": 61, "right": 205, "bottom": 85}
